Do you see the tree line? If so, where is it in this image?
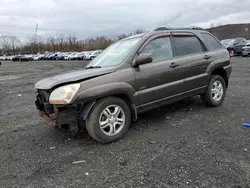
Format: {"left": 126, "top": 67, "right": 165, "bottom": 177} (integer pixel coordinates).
{"left": 0, "top": 29, "right": 144, "bottom": 55}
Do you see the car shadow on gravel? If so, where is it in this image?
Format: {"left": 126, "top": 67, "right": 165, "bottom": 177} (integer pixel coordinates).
{"left": 48, "top": 96, "right": 208, "bottom": 145}
{"left": 130, "top": 96, "right": 206, "bottom": 129}
{"left": 49, "top": 125, "right": 98, "bottom": 145}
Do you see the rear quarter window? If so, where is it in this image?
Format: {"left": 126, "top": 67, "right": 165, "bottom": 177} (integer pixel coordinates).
{"left": 201, "top": 33, "right": 223, "bottom": 51}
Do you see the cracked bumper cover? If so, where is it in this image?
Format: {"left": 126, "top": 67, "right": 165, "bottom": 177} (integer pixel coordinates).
{"left": 35, "top": 94, "right": 80, "bottom": 128}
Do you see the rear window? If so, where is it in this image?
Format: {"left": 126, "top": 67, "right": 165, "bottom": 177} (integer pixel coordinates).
{"left": 172, "top": 35, "right": 205, "bottom": 56}
{"left": 201, "top": 33, "right": 222, "bottom": 50}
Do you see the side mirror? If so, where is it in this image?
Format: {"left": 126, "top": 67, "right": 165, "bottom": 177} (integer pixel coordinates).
{"left": 133, "top": 53, "right": 153, "bottom": 67}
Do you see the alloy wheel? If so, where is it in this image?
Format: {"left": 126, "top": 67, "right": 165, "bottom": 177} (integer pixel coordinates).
{"left": 99, "top": 105, "right": 125, "bottom": 136}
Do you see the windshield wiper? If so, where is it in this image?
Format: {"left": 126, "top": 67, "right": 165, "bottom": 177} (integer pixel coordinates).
{"left": 85, "top": 66, "right": 102, "bottom": 69}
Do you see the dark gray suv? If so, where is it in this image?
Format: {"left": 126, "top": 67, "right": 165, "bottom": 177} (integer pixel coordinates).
{"left": 35, "top": 27, "right": 232, "bottom": 143}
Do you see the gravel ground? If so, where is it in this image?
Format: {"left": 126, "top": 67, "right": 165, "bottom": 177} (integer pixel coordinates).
{"left": 0, "top": 58, "right": 250, "bottom": 188}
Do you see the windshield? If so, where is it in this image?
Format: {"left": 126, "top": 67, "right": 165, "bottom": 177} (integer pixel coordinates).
{"left": 86, "top": 37, "right": 141, "bottom": 68}
{"left": 221, "top": 39, "right": 235, "bottom": 46}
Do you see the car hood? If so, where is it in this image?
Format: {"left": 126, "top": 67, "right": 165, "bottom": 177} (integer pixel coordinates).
{"left": 35, "top": 67, "right": 116, "bottom": 90}
{"left": 223, "top": 45, "right": 231, "bottom": 49}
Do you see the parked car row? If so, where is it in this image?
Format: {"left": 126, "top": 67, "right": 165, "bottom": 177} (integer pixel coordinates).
{"left": 221, "top": 38, "right": 250, "bottom": 57}
{"left": 0, "top": 50, "right": 103, "bottom": 61}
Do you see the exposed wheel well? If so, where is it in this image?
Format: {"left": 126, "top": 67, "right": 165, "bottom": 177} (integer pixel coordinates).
{"left": 211, "top": 68, "right": 228, "bottom": 88}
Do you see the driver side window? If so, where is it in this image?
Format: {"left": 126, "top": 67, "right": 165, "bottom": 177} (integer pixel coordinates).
{"left": 140, "top": 37, "right": 173, "bottom": 62}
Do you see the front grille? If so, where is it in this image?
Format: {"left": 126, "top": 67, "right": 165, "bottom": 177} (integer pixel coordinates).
{"left": 35, "top": 95, "right": 44, "bottom": 111}
{"left": 38, "top": 89, "right": 50, "bottom": 102}
{"left": 36, "top": 89, "right": 54, "bottom": 115}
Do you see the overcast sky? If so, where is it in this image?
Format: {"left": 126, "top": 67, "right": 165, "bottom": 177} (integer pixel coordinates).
{"left": 1, "top": 0, "right": 250, "bottom": 40}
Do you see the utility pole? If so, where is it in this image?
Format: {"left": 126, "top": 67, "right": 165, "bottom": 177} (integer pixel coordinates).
{"left": 34, "top": 23, "right": 38, "bottom": 54}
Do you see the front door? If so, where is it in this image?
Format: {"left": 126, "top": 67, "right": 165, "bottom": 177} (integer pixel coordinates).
{"left": 132, "top": 34, "right": 186, "bottom": 112}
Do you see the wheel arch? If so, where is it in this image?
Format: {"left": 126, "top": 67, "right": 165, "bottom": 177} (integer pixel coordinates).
{"left": 206, "top": 59, "right": 230, "bottom": 88}
{"left": 80, "top": 93, "right": 138, "bottom": 121}
{"left": 211, "top": 68, "right": 228, "bottom": 88}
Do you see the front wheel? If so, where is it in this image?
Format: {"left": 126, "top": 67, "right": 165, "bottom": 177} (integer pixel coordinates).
{"left": 201, "top": 75, "right": 226, "bottom": 107}
{"left": 86, "top": 97, "right": 131, "bottom": 144}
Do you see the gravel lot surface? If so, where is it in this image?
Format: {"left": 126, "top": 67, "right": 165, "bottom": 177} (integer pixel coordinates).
{"left": 0, "top": 58, "right": 250, "bottom": 188}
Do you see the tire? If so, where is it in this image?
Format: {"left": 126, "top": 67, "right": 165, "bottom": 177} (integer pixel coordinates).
{"left": 229, "top": 49, "right": 235, "bottom": 57}
{"left": 86, "top": 97, "right": 131, "bottom": 144}
{"left": 201, "top": 75, "right": 226, "bottom": 107}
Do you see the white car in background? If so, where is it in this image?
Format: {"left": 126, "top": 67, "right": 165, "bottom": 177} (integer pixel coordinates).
{"left": 76, "top": 51, "right": 88, "bottom": 60}
{"left": 33, "top": 54, "right": 44, "bottom": 61}
{"left": 83, "top": 51, "right": 93, "bottom": 60}
{"left": 84, "top": 50, "right": 102, "bottom": 60}
{"left": 67, "top": 52, "right": 79, "bottom": 60}
{"left": 61, "top": 52, "right": 70, "bottom": 60}
{"left": 87, "top": 50, "right": 103, "bottom": 60}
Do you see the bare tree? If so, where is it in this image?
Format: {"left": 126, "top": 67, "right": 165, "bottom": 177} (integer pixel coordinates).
{"left": 48, "top": 36, "right": 56, "bottom": 52}
{"left": 56, "top": 34, "right": 66, "bottom": 51}
{"left": 68, "top": 35, "right": 77, "bottom": 51}
{"left": 0, "top": 35, "right": 21, "bottom": 55}
{"left": 2, "top": 28, "right": 149, "bottom": 54}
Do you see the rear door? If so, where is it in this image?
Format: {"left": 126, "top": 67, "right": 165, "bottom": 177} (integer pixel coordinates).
{"left": 170, "top": 33, "right": 211, "bottom": 94}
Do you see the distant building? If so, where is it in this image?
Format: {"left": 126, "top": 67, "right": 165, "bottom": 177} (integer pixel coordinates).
{"left": 207, "top": 23, "right": 250, "bottom": 40}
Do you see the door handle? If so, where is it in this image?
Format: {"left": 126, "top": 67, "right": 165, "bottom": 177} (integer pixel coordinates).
{"left": 204, "top": 55, "right": 212, "bottom": 60}
{"left": 169, "top": 62, "right": 179, "bottom": 68}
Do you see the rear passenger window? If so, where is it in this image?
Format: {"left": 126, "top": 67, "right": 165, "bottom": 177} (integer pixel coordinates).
{"left": 235, "top": 39, "right": 240, "bottom": 44}
{"left": 201, "top": 33, "right": 222, "bottom": 50}
{"left": 172, "top": 35, "right": 205, "bottom": 56}
{"left": 140, "top": 37, "right": 173, "bottom": 62}
{"left": 240, "top": 39, "right": 246, "bottom": 44}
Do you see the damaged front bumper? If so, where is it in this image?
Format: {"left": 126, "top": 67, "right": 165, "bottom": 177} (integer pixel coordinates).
{"left": 39, "top": 111, "right": 56, "bottom": 126}
{"left": 35, "top": 90, "right": 83, "bottom": 135}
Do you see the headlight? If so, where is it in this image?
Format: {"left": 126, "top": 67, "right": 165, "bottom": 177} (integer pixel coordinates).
{"left": 49, "top": 83, "right": 80, "bottom": 104}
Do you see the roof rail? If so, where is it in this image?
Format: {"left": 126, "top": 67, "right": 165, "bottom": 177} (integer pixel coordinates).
{"left": 154, "top": 27, "right": 205, "bottom": 31}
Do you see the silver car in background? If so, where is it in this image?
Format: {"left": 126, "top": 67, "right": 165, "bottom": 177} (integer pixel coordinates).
{"left": 242, "top": 40, "right": 250, "bottom": 57}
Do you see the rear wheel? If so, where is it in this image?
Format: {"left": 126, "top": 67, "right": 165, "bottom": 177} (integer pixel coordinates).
{"left": 86, "top": 97, "right": 131, "bottom": 144}
{"left": 201, "top": 75, "right": 226, "bottom": 107}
